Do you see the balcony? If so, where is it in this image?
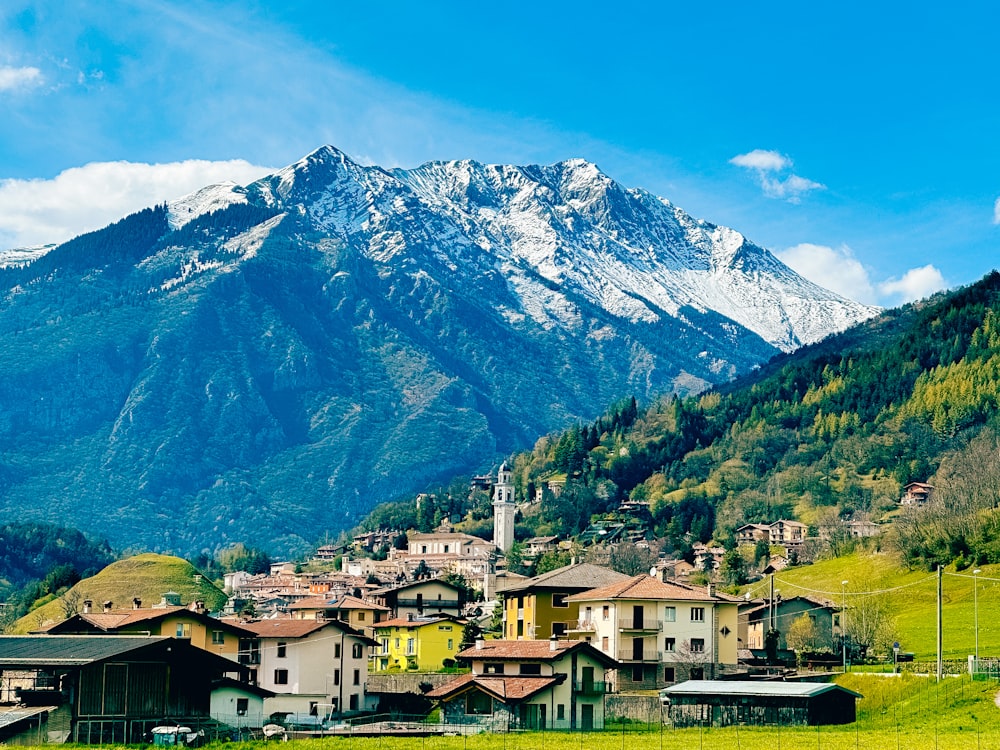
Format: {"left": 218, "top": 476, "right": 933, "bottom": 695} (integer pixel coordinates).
{"left": 619, "top": 620, "right": 661, "bottom": 634}
{"left": 395, "top": 598, "right": 461, "bottom": 609}
{"left": 566, "top": 619, "right": 596, "bottom": 633}
{"left": 238, "top": 653, "right": 261, "bottom": 666}
{"left": 616, "top": 646, "right": 661, "bottom": 663}
{"left": 572, "top": 680, "right": 608, "bottom": 695}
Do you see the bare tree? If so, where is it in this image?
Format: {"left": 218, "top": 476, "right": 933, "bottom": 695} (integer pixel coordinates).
{"left": 60, "top": 590, "right": 82, "bottom": 619}
{"left": 845, "top": 580, "right": 896, "bottom": 659}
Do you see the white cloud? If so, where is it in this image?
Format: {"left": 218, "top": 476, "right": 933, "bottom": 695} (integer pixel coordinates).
{"left": 0, "top": 65, "right": 43, "bottom": 92}
{"left": 994, "top": 196, "right": 1000, "bottom": 224}
{"left": 778, "top": 243, "right": 878, "bottom": 305}
{"left": 730, "top": 148, "right": 825, "bottom": 203}
{"left": 878, "top": 265, "right": 948, "bottom": 304}
{"left": 729, "top": 149, "right": 790, "bottom": 172}
{"left": 779, "top": 244, "right": 947, "bottom": 307}
{"left": 0, "top": 160, "right": 274, "bottom": 249}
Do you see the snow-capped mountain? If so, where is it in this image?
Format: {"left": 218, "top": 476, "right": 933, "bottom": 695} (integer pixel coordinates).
{"left": 0, "top": 146, "right": 877, "bottom": 554}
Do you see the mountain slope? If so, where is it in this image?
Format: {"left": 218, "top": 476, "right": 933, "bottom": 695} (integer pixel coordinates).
{"left": 0, "top": 146, "right": 875, "bottom": 555}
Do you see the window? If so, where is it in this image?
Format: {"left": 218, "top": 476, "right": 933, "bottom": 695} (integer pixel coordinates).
{"left": 557, "top": 704, "right": 565, "bottom": 721}
{"left": 601, "top": 636, "right": 609, "bottom": 652}
{"left": 444, "top": 545, "right": 450, "bottom": 553}
{"left": 334, "top": 669, "right": 340, "bottom": 685}
{"left": 691, "top": 607, "right": 705, "bottom": 622}
{"left": 335, "top": 643, "right": 341, "bottom": 658}
{"left": 277, "top": 642, "right": 287, "bottom": 658}
{"left": 552, "top": 622, "right": 566, "bottom": 636}
{"left": 406, "top": 638, "right": 416, "bottom": 655}
{"left": 380, "top": 638, "right": 389, "bottom": 654}
{"left": 349, "top": 694, "right": 359, "bottom": 711}
{"left": 664, "top": 637, "right": 675, "bottom": 652}
{"left": 274, "top": 669, "right": 289, "bottom": 685}
{"left": 519, "top": 663, "right": 541, "bottom": 675}
{"left": 358, "top": 612, "right": 366, "bottom": 622}
{"left": 632, "top": 665, "right": 644, "bottom": 682}
{"left": 353, "top": 669, "right": 360, "bottom": 685}
{"left": 484, "top": 663, "right": 505, "bottom": 674}
{"left": 664, "top": 606, "right": 676, "bottom": 622}
{"left": 353, "top": 643, "right": 364, "bottom": 659}
{"left": 394, "top": 638, "right": 400, "bottom": 650}
{"left": 175, "top": 623, "right": 192, "bottom": 638}
{"left": 421, "top": 545, "right": 427, "bottom": 554}
{"left": 465, "top": 691, "right": 493, "bottom": 715}
{"left": 211, "top": 630, "right": 225, "bottom": 645}
{"left": 447, "top": 639, "right": 453, "bottom": 650}
{"left": 664, "top": 667, "right": 675, "bottom": 682}
{"left": 602, "top": 605, "right": 610, "bottom": 620}
{"left": 552, "top": 593, "right": 568, "bottom": 608}
{"left": 236, "top": 698, "right": 248, "bottom": 716}
{"left": 309, "top": 702, "right": 318, "bottom": 716}
{"left": 690, "top": 638, "right": 705, "bottom": 653}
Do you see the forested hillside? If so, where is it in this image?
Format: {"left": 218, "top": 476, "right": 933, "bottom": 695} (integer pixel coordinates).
{"left": 360, "top": 271, "right": 1000, "bottom": 571}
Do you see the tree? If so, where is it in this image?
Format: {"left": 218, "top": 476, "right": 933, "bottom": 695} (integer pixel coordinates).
{"left": 719, "top": 549, "right": 748, "bottom": 587}
{"left": 609, "top": 544, "right": 656, "bottom": 576}
{"left": 764, "top": 628, "right": 780, "bottom": 664}
{"left": 786, "top": 614, "right": 819, "bottom": 657}
{"left": 845, "top": 583, "right": 896, "bottom": 660}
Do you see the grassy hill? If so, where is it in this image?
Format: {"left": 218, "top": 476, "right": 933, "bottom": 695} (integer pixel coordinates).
{"left": 747, "top": 552, "right": 1000, "bottom": 662}
{"left": 11, "top": 553, "right": 227, "bottom": 634}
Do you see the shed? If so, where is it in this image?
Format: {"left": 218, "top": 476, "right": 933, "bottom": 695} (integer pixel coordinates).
{"left": 660, "top": 680, "right": 861, "bottom": 727}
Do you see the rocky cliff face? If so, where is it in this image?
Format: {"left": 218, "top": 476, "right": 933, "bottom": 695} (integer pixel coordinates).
{"left": 0, "top": 147, "right": 877, "bottom": 555}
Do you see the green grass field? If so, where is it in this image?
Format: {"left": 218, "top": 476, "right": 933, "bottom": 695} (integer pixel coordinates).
{"left": 742, "top": 552, "right": 1000, "bottom": 662}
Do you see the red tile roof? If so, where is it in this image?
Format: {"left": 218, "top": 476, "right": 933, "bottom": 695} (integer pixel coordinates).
{"left": 455, "top": 639, "right": 615, "bottom": 667}
{"left": 566, "top": 574, "right": 721, "bottom": 602}
{"left": 426, "top": 672, "right": 562, "bottom": 702}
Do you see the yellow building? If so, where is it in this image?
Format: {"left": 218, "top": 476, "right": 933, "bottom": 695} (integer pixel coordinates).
{"left": 502, "top": 563, "right": 631, "bottom": 640}
{"left": 43, "top": 598, "right": 253, "bottom": 663}
{"left": 372, "top": 614, "right": 466, "bottom": 672}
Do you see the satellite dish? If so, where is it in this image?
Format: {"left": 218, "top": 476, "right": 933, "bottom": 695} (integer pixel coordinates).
{"left": 649, "top": 566, "right": 658, "bottom": 578}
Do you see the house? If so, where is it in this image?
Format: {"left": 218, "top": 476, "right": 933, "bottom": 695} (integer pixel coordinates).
{"left": 0, "top": 635, "right": 246, "bottom": 744}
{"left": 845, "top": 519, "right": 880, "bottom": 538}
{"left": 427, "top": 638, "right": 616, "bottom": 730}
{"left": 770, "top": 520, "right": 808, "bottom": 546}
{"left": 210, "top": 677, "right": 275, "bottom": 729}
{"left": 738, "top": 596, "right": 838, "bottom": 652}
{"left": 736, "top": 524, "right": 773, "bottom": 546}
{"left": 42, "top": 599, "right": 255, "bottom": 665}
{"left": 371, "top": 613, "right": 467, "bottom": 672}
{"left": 900, "top": 482, "right": 934, "bottom": 506}
{"left": 286, "top": 594, "right": 390, "bottom": 636}
{"left": 661, "top": 680, "right": 862, "bottom": 726}
{"left": 391, "top": 532, "right": 496, "bottom": 579}
{"left": 566, "top": 575, "right": 741, "bottom": 690}
{"left": 369, "top": 578, "right": 465, "bottom": 620}
{"left": 236, "top": 618, "right": 377, "bottom": 717}
{"left": 522, "top": 536, "right": 560, "bottom": 559}
{"left": 691, "top": 543, "right": 726, "bottom": 574}
{"left": 502, "top": 563, "right": 631, "bottom": 640}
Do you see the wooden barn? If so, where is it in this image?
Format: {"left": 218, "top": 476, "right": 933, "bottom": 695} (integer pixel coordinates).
{"left": 0, "top": 635, "right": 245, "bottom": 744}
{"left": 660, "top": 680, "right": 862, "bottom": 727}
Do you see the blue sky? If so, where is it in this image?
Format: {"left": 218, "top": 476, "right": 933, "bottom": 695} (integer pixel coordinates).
{"left": 1, "top": 0, "right": 998, "bottom": 306}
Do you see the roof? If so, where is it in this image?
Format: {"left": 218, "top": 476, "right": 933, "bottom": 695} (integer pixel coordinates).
{"left": 660, "top": 680, "right": 862, "bottom": 699}
{"left": 408, "top": 532, "right": 492, "bottom": 544}
{"left": 236, "top": 618, "right": 367, "bottom": 640}
{"left": 456, "top": 639, "right": 617, "bottom": 667}
{"left": 287, "top": 595, "right": 389, "bottom": 612}
{"left": 369, "top": 578, "right": 464, "bottom": 597}
{"left": 0, "top": 635, "right": 174, "bottom": 666}
{"left": 211, "top": 676, "right": 276, "bottom": 699}
{"left": 503, "top": 563, "right": 631, "bottom": 593}
{"left": 0, "top": 706, "right": 58, "bottom": 731}
{"left": 426, "top": 673, "right": 561, "bottom": 702}
{"left": 567, "top": 574, "right": 724, "bottom": 603}
{"left": 43, "top": 606, "right": 255, "bottom": 636}
{"left": 376, "top": 614, "right": 466, "bottom": 629}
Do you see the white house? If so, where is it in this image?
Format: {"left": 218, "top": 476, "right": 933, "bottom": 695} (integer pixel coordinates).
{"left": 566, "top": 575, "right": 740, "bottom": 690}
{"left": 237, "top": 618, "right": 378, "bottom": 718}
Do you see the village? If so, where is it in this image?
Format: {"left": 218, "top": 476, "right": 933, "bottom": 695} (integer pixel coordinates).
{"left": 0, "top": 463, "right": 914, "bottom": 745}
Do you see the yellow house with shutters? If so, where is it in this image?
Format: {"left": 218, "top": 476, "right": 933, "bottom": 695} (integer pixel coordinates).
{"left": 502, "top": 563, "right": 631, "bottom": 640}
{"left": 372, "top": 614, "right": 467, "bottom": 672}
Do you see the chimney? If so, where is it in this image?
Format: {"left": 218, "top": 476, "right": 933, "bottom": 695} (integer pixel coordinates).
{"left": 194, "top": 600, "right": 206, "bottom": 614}
{"left": 407, "top": 613, "right": 414, "bottom": 621}
{"left": 706, "top": 583, "right": 715, "bottom": 597}
{"left": 83, "top": 600, "right": 93, "bottom": 614}
{"left": 103, "top": 601, "right": 113, "bottom": 613}
{"left": 550, "top": 634, "right": 559, "bottom": 651}
{"left": 475, "top": 638, "right": 485, "bottom": 650}
{"left": 132, "top": 597, "right": 142, "bottom": 610}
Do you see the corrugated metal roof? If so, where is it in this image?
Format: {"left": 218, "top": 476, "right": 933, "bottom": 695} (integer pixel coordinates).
{"left": 660, "top": 680, "right": 862, "bottom": 699}
{"left": 0, "top": 706, "right": 58, "bottom": 730}
{"left": 0, "top": 635, "right": 170, "bottom": 666}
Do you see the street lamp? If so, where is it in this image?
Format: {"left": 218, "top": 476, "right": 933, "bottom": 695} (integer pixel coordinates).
{"left": 841, "top": 580, "right": 849, "bottom": 672}
{"left": 973, "top": 569, "right": 982, "bottom": 670}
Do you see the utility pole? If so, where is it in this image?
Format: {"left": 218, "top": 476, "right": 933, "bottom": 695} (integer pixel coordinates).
{"left": 936, "top": 565, "right": 943, "bottom": 682}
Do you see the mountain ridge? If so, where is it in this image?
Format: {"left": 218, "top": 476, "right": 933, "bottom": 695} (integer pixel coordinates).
{"left": 0, "top": 146, "right": 876, "bottom": 555}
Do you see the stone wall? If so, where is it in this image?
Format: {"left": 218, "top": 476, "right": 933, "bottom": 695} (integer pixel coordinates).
{"left": 366, "top": 673, "right": 458, "bottom": 696}
{"left": 604, "top": 695, "right": 663, "bottom": 724}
